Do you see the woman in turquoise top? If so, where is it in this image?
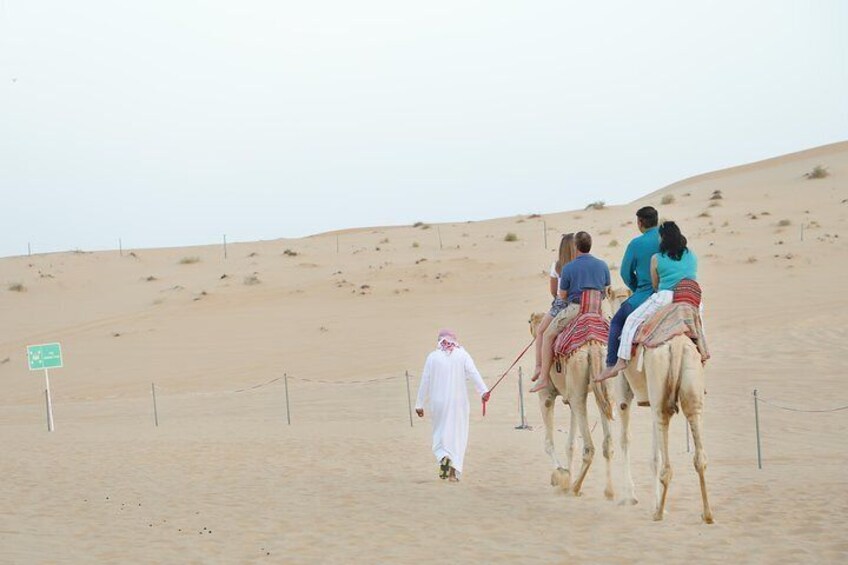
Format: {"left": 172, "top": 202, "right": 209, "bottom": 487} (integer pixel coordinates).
{"left": 596, "top": 221, "right": 697, "bottom": 381}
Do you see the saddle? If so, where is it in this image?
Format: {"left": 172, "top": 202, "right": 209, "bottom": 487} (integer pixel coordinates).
{"left": 554, "top": 290, "right": 610, "bottom": 360}
{"left": 633, "top": 279, "right": 710, "bottom": 361}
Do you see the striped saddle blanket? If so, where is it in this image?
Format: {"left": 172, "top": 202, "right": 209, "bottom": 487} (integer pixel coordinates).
{"left": 554, "top": 290, "right": 610, "bottom": 360}
{"left": 634, "top": 280, "right": 710, "bottom": 360}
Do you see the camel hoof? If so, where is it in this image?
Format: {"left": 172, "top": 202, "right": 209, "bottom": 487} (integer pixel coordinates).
{"left": 618, "top": 497, "right": 639, "bottom": 506}
{"left": 551, "top": 468, "right": 571, "bottom": 491}
{"left": 703, "top": 513, "right": 715, "bottom": 525}
{"left": 652, "top": 512, "right": 664, "bottom": 521}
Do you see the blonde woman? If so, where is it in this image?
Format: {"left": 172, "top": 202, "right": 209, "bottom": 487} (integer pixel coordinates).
{"left": 530, "top": 233, "right": 576, "bottom": 392}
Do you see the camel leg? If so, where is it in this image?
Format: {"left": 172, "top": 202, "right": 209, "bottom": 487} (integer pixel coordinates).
{"left": 678, "top": 349, "right": 714, "bottom": 524}
{"left": 688, "top": 413, "right": 714, "bottom": 524}
{"left": 597, "top": 396, "right": 615, "bottom": 501}
{"left": 652, "top": 413, "right": 673, "bottom": 521}
{"left": 616, "top": 377, "right": 638, "bottom": 506}
{"left": 539, "top": 392, "right": 566, "bottom": 487}
{"left": 570, "top": 396, "right": 594, "bottom": 497}
{"left": 560, "top": 402, "right": 577, "bottom": 492}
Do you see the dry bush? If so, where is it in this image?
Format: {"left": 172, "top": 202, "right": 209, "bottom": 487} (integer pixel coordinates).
{"left": 244, "top": 274, "right": 261, "bottom": 285}
{"left": 379, "top": 238, "right": 390, "bottom": 244}
{"left": 8, "top": 282, "right": 25, "bottom": 292}
{"left": 661, "top": 194, "right": 676, "bottom": 205}
{"left": 179, "top": 256, "right": 200, "bottom": 265}
{"left": 708, "top": 200, "right": 722, "bottom": 208}
{"left": 144, "top": 275, "right": 157, "bottom": 282}
{"left": 698, "top": 211, "right": 711, "bottom": 218}
{"left": 778, "top": 219, "right": 791, "bottom": 227}
{"left": 247, "top": 252, "right": 259, "bottom": 257}
{"left": 710, "top": 190, "right": 723, "bottom": 200}
{"left": 746, "top": 256, "right": 758, "bottom": 264}
{"left": 411, "top": 242, "right": 420, "bottom": 248}
{"left": 504, "top": 232, "right": 519, "bottom": 242}
{"left": 599, "top": 229, "right": 611, "bottom": 235}
{"left": 608, "top": 239, "right": 619, "bottom": 247}
{"left": 412, "top": 221, "right": 425, "bottom": 228}
{"left": 283, "top": 249, "right": 298, "bottom": 257}
{"left": 527, "top": 213, "right": 541, "bottom": 219}
{"left": 585, "top": 201, "right": 606, "bottom": 210}
{"left": 804, "top": 165, "right": 829, "bottom": 179}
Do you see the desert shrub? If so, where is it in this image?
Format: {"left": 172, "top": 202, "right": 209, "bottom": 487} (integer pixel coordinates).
{"left": 244, "top": 274, "right": 261, "bottom": 285}
{"left": 527, "top": 213, "right": 541, "bottom": 219}
{"left": 179, "top": 256, "right": 200, "bottom": 265}
{"left": 710, "top": 190, "right": 723, "bottom": 200}
{"left": 661, "top": 194, "right": 676, "bottom": 205}
{"left": 283, "top": 249, "right": 298, "bottom": 257}
{"left": 608, "top": 239, "right": 619, "bottom": 247}
{"left": 504, "top": 232, "right": 518, "bottom": 242}
{"left": 804, "top": 165, "right": 829, "bottom": 179}
{"left": 708, "top": 200, "right": 722, "bottom": 208}
{"left": 8, "top": 282, "right": 25, "bottom": 292}
{"left": 778, "top": 219, "right": 791, "bottom": 227}
{"left": 411, "top": 242, "right": 420, "bottom": 248}
{"left": 698, "top": 211, "right": 711, "bottom": 218}
{"left": 585, "top": 201, "right": 606, "bottom": 210}
{"left": 412, "top": 221, "right": 424, "bottom": 228}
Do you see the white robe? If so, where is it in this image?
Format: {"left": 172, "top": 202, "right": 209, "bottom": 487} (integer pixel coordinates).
{"left": 415, "top": 348, "right": 489, "bottom": 475}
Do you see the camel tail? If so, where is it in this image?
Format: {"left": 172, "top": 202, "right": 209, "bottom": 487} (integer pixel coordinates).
{"left": 663, "top": 338, "right": 684, "bottom": 417}
{"left": 590, "top": 342, "right": 614, "bottom": 421}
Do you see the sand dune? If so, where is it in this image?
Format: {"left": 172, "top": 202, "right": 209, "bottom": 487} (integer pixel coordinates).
{"left": 1, "top": 142, "right": 847, "bottom": 562}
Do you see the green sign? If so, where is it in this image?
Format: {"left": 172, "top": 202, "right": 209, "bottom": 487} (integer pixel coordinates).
{"left": 27, "top": 343, "right": 63, "bottom": 370}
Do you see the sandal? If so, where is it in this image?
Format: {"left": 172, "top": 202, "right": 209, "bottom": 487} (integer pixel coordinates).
{"left": 439, "top": 457, "right": 451, "bottom": 480}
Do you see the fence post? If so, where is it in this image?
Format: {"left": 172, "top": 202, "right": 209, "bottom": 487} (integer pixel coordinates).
{"left": 800, "top": 223, "right": 804, "bottom": 242}
{"left": 151, "top": 382, "right": 159, "bottom": 427}
{"left": 223, "top": 234, "right": 228, "bottom": 259}
{"left": 284, "top": 373, "right": 291, "bottom": 425}
{"left": 754, "top": 389, "right": 762, "bottom": 469}
{"left": 405, "top": 370, "right": 414, "bottom": 428}
{"left": 28, "top": 242, "right": 32, "bottom": 256}
{"left": 543, "top": 221, "right": 547, "bottom": 249}
{"left": 515, "top": 367, "right": 530, "bottom": 430}
{"left": 437, "top": 226, "right": 443, "bottom": 250}
{"left": 119, "top": 238, "right": 123, "bottom": 257}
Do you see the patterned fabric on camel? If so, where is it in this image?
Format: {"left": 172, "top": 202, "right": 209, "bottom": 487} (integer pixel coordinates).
{"left": 554, "top": 290, "right": 609, "bottom": 360}
{"left": 633, "top": 280, "right": 709, "bottom": 360}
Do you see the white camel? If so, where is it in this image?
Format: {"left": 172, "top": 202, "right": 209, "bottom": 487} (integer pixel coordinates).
{"left": 614, "top": 330, "right": 714, "bottom": 523}
{"left": 529, "top": 309, "right": 615, "bottom": 499}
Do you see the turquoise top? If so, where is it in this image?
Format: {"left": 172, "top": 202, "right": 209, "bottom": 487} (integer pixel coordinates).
{"left": 620, "top": 227, "right": 660, "bottom": 308}
{"left": 656, "top": 249, "right": 698, "bottom": 291}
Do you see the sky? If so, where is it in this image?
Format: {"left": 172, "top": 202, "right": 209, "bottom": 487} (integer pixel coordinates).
{"left": 1, "top": 1, "right": 846, "bottom": 257}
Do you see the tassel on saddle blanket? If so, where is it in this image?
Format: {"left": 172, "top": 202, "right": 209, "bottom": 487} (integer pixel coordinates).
{"left": 554, "top": 290, "right": 610, "bottom": 360}
{"left": 634, "top": 279, "right": 710, "bottom": 363}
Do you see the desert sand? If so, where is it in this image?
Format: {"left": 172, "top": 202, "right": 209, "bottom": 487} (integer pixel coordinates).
{"left": 1, "top": 141, "right": 847, "bottom": 563}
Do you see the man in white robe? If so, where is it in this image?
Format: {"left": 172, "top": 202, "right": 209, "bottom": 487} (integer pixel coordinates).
{"left": 415, "top": 329, "right": 490, "bottom": 481}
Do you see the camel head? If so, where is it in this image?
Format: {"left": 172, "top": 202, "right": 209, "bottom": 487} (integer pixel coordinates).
{"left": 529, "top": 312, "right": 546, "bottom": 338}
{"left": 606, "top": 287, "right": 633, "bottom": 314}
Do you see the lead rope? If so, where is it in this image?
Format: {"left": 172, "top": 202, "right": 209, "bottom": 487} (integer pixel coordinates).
{"left": 482, "top": 337, "right": 536, "bottom": 416}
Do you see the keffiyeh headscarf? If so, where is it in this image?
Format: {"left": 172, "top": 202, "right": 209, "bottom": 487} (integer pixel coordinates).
{"left": 437, "top": 329, "right": 460, "bottom": 354}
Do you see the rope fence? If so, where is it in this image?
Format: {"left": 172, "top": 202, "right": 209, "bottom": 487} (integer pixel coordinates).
{"left": 752, "top": 388, "right": 848, "bottom": 469}
{"left": 142, "top": 368, "right": 532, "bottom": 431}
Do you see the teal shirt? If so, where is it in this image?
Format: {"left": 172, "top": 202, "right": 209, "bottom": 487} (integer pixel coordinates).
{"left": 656, "top": 249, "right": 697, "bottom": 291}
{"left": 620, "top": 227, "right": 660, "bottom": 308}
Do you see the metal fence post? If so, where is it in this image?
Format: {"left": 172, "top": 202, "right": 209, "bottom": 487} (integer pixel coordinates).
{"left": 284, "top": 373, "right": 291, "bottom": 425}
{"left": 405, "top": 371, "right": 414, "bottom": 428}
{"left": 151, "top": 382, "right": 159, "bottom": 427}
{"left": 754, "top": 389, "right": 762, "bottom": 469}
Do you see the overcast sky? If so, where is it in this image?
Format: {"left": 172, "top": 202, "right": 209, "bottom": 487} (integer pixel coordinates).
{"left": 1, "top": 1, "right": 846, "bottom": 257}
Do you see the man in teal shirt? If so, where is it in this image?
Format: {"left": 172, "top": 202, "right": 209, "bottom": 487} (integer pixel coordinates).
{"left": 601, "top": 206, "right": 660, "bottom": 375}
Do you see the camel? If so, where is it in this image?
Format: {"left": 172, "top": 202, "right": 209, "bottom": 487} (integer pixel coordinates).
{"left": 613, "top": 300, "right": 714, "bottom": 523}
{"left": 528, "top": 292, "right": 617, "bottom": 499}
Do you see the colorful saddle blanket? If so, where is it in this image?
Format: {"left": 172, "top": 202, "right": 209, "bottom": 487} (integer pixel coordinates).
{"left": 554, "top": 290, "right": 610, "bottom": 360}
{"left": 634, "top": 280, "right": 710, "bottom": 360}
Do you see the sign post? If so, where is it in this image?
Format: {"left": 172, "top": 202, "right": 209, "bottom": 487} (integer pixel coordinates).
{"left": 27, "top": 343, "right": 63, "bottom": 432}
